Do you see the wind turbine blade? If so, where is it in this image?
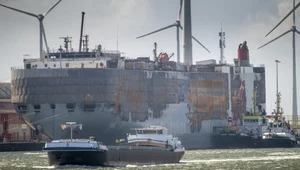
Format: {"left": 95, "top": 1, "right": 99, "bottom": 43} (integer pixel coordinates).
{"left": 177, "top": 0, "right": 183, "bottom": 21}
{"left": 266, "top": 2, "right": 300, "bottom": 37}
{"left": 136, "top": 24, "right": 176, "bottom": 39}
{"left": 41, "top": 22, "right": 49, "bottom": 54}
{"left": 179, "top": 24, "right": 183, "bottom": 29}
{"left": 258, "top": 29, "right": 292, "bottom": 49}
{"left": 192, "top": 35, "right": 211, "bottom": 53}
{"left": 43, "top": 0, "right": 62, "bottom": 17}
{"left": 178, "top": 24, "right": 210, "bottom": 53}
{"left": 296, "top": 28, "right": 300, "bottom": 34}
{"left": 0, "top": 4, "right": 37, "bottom": 18}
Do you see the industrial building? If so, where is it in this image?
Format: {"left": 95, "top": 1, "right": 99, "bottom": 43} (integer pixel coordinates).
{"left": 0, "top": 81, "right": 33, "bottom": 142}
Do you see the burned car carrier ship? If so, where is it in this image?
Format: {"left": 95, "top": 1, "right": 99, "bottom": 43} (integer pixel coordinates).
{"left": 11, "top": 34, "right": 265, "bottom": 149}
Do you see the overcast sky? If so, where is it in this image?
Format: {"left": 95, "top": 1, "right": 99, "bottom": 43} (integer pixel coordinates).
{"left": 0, "top": 0, "right": 299, "bottom": 114}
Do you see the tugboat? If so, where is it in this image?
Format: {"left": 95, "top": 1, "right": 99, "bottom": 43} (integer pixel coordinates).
{"left": 43, "top": 122, "right": 109, "bottom": 166}
{"left": 106, "top": 126, "right": 185, "bottom": 166}
{"left": 212, "top": 86, "right": 265, "bottom": 148}
{"left": 259, "top": 92, "right": 298, "bottom": 147}
{"left": 213, "top": 87, "right": 298, "bottom": 148}
{"left": 237, "top": 58, "right": 299, "bottom": 147}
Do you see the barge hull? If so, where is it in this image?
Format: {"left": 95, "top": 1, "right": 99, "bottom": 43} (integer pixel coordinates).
{"left": 47, "top": 151, "right": 107, "bottom": 166}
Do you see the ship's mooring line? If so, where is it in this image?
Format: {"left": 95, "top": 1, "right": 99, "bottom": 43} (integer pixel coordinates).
{"left": 0, "top": 111, "right": 36, "bottom": 124}
{"left": 0, "top": 108, "right": 55, "bottom": 124}
{"left": 5, "top": 113, "right": 67, "bottom": 133}
{"left": 31, "top": 113, "right": 68, "bottom": 124}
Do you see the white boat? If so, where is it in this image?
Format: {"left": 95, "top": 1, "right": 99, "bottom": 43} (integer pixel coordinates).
{"left": 101, "top": 125, "right": 185, "bottom": 166}
{"left": 119, "top": 126, "right": 185, "bottom": 152}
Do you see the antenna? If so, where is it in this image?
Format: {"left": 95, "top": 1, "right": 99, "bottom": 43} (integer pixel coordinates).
{"left": 136, "top": 0, "right": 209, "bottom": 65}
{"left": 258, "top": 0, "right": 300, "bottom": 122}
{"left": 153, "top": 42, "right": 157, "bottom": 61}
{"left": 219, "top": 23, "right": 226, "bottom": 64}
{"left": 253, "top": 85, "right": 258, "bottom": 116}
{"left": 275, "top": 60, "right": 282, "bottom": 117}
{"left": 59, "top": 36, "right": 72, "bottom": 52}
{"left": 117, "top": 25, "right": 119, "bottom": 53}
{"left": 83, "top": 35, "right": 89, "bottom": 52}
{"left": 58, "top": 45, "right": 63, "bottom": 68}
{"left": 0, "top": 0, "right": 62, "bottom": 59}
{"left": 61, "top": 122, "right": 83, "bottom": 142}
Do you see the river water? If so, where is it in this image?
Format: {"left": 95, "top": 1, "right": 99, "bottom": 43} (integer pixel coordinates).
{"left": 0, "top": 148, "right": 300, "bottom": 170}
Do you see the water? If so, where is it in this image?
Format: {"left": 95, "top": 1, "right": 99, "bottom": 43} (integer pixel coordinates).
{"left": 1, "top": 148, "right": 300, "bottom": 169}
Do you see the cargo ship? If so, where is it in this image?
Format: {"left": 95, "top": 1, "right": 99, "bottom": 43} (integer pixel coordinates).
{"left": 3, "top": 1, "right": 266, "bottom": 149}
{"left": 10, "top": 37, "right": 265, "bottom": 149}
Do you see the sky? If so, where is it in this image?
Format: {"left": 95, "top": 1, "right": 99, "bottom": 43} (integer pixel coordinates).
{"left": 0, "top": 0, "right": 300, "bottom": 115}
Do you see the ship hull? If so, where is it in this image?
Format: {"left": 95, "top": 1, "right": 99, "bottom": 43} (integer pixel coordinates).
{"left": 47, "top": 146, "right": 184, "bottom": 167}
{"left": 106, "top": 146, "right": 184, "bottom": 166}
{"left": 212, "top": 134, "right": 298, "bottom": 149}
{"left": 11, "top": 67, "right": 266, "bottom": 149}
{"left": 47, "top": 151, "right": 108, "bottom": 166}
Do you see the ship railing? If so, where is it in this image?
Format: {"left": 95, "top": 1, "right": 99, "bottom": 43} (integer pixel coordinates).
{"left": 11, "top": 66, "right": 24, "bottom": 70}
{"left": 250, "top": 64, "right": 265, "bottom": 67}
{"left": 101, "top": 50, "right": 125, "bottom": 55}
{"left": 284, "top": 115, "right": 300, "bottom": 127}
{"left": 47, "top": 49, "right": 125, "bottom": 55}
{"left": 46, "top": 57, "right": 111, "bottom": 62}
{"left": 107, "top": 145, "right": 168, "bottom": 151}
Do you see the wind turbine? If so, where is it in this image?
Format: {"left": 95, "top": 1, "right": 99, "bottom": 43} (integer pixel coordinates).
{"left": 258, "top": 0, "right": 300, "bottom": 119}
{"left": 0, "top": 0, "right": 62, "bottom": 59}
{"left": 136, "top": 0, "right": 210, "bottom": 64}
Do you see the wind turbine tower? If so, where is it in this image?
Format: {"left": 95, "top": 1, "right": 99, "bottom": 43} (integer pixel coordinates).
{"left": 0, "top": 0, "right": 62, "bottom": 59}
{"left": 182, "top": 0, "right": 193, "bottom": 65}
{"left": 136, "top": 0, "right": 210, "bottom": 65}
{"left": 258, "top": 0, "right": 300, "bottom": 122}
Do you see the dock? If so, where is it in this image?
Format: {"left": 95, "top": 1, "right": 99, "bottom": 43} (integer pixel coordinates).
{"left": 0, "top": 142, "right": 45, "bottom": 152}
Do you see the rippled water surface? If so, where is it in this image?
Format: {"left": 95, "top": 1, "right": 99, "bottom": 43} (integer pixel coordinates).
{"left": 1, "top": 148, "right": 300, "bottom": 169}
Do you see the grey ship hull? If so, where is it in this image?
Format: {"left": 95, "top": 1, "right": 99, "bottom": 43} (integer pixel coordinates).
{"left": 212, "top": 134, "right": 298, "bottom": 149}
{"left": 47, "top": 150, "right": 108, "bottom": 166}
{"left": 11, "top": 67, "right": 265, "bottom": 148}
{"left": 106, "top": 146, "right": 184, "bottom": 166}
